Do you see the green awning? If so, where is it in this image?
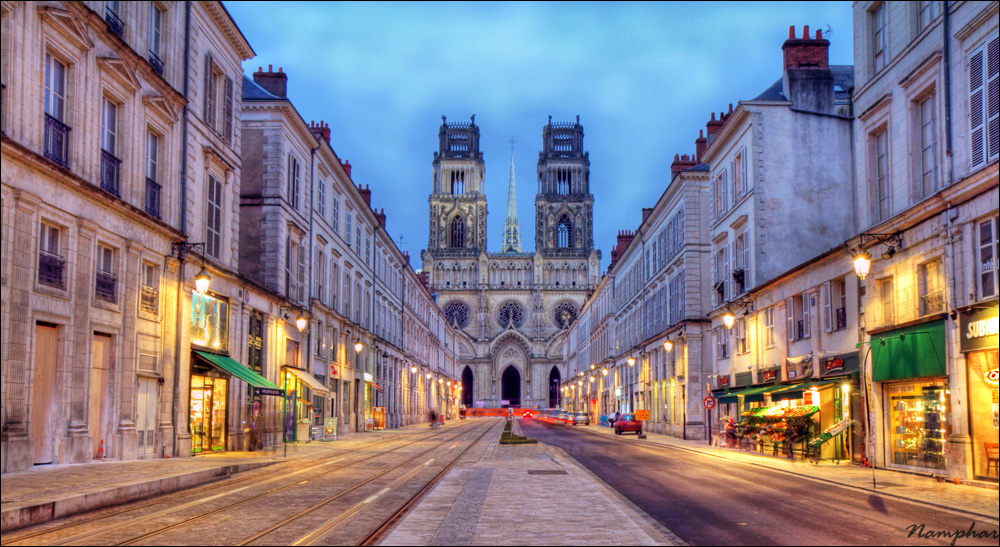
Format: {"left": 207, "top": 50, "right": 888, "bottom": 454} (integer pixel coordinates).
{"left": 194, "top": 351, "right": 284, "bottom": 393}
{"left": 871, "top": 320, "right": 946, "bottom": 382}
{"left": 770, "top": 379, "right": 839, "bottom": 402}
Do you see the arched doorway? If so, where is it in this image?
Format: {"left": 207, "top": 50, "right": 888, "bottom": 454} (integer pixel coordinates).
{"left": 461, "top": 366, "right": 474, "bottom": 408}
{"left": 549, "top": 367, "right": 561, "bottom": 409}
{"left": 501, "top": 366, "right": 521, "bottom": 408}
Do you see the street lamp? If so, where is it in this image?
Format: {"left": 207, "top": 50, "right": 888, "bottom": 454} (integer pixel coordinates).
{"left": 627, "top": 356, "right": 635, "bottom": 367}
{"left": 853, "top": 251, "right": 872, "bottom": 279}
{"left": 664, "top": 340, "right": 673, "bottom": 352}
{"left": 602, "top": 368, "right": 608, "bottom": 376}
{"left": 411, "top": 365, "right": 417, "bottom": 374}
{"left": 354, "top": 340, "right": 364, "bottom": 353}
{"left": 723, "top": 312, "right": 736, "bottom": 329}
{"left": 173, "top": 242, "right": 211, "bottom": 295}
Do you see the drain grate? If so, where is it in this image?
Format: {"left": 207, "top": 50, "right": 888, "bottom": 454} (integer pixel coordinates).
{"left": 527, "top": 469, "right": 568, "bottom": 475}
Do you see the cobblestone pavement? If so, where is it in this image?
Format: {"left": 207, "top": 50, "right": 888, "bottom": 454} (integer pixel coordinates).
{"left": 575, "top": 422, "right": 1000, "bottom": 521}
{"left": 378, "top": 419, "right": 686, "bottom": 546}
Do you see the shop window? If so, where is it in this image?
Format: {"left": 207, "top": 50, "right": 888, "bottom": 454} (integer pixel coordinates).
{"left": 887, "top": 380, "right": 950, "bottom": 470}
{"left": 978, "top": 216, "right": 998, "bottom": 300}
{"left": 191, "top": 291, "right": 229, "bottom": 351}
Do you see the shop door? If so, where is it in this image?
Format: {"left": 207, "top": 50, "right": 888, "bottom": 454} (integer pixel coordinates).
{"left": 190, "top": 375, "right": 228, "bottom": 453}
{"left": 354, "top": 379, "right": 361, "bottom": 432}
{"left": 31, "top": 324, "right": 58, "bottom": 465}
{"left": 90, "top": 333, "right": 113, "bottom": 458}
{"left": 136, "top": 377, "right": 157, "bottom": 456}
{"left": 850, "top": 391, "right": 864, "bottom": 464}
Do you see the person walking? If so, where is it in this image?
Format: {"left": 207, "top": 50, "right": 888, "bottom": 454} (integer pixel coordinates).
{"left": 612, "top": 411, "right": 621, "bottom": 428}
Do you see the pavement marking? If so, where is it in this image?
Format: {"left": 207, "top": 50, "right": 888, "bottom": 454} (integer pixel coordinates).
{"left": 363, "top": 488, "right": 391, "bottom": 504}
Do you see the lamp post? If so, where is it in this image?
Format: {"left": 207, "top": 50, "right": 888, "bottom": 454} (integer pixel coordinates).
{"left": 172, "top": 242, "right": 211, "bottom": 295}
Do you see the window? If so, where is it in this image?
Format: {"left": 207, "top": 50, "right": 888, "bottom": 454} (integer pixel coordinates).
{"left": 203, "top": 53, "right": 234, "bottom": 143}
{"left": 716, "top": 327, "right": 729, "bottom": 360}
{"left": 318, "top": 179, "right": 325, "bottom": 217}
{"left": 44, "top": 54, "right": 69, "bottom": 167}
{"left": 148, "top": 4, "right": 164, "bottom": 75}
{"left": 345, "top": 210, "right": 353, "bottom": 245}
{"left": 248, "top": 313, "right": 264, "bottom": 375}
{"left": 315, "top": 248, "right": 326, "bottom": 303}
{"left": 365, "top": 235, "right": 370, "bottom": 264}
{"left": 315, "top": 320, "right": 325, "bottom": 358}
{"left": 969, "top": 35, "right": 999, "bottom": 168}
{"left": 871, "top": 129, "right": 891, "bottom": 222}
{"left": 332, "top": 197, "right": 340, "bottom": 233}
{"left": 714, "top": 170, "right": 728, "bottom": 219}
{"left": 733, "top": 148, "right": 747, "bottom": 198}
{"left": 288, "top": 154, "right": 299, "bottom": 209}
{"left": 141, "top": 262, "right": 158, "bottom": 314}
{"left": 736, "top": 317, "right": 748, "bottom": 355}
{"left": 451, "top": 215, "right": 465, "bottom": 248}
{"left": 763, "top": 307, "right": 775, "bottom": 347}
{"left": 451, "top": 170, "right": 465, "bottom": 195}
{"left": 329, "top": 260, "right": 339, "bottom": 308}
{"left": 95, "top": 244, "right": 117, "bottom": 303}
{"left": 206, "top": 175, "right": 223, "bottom": 259}
{"left": 557, "top": 215, "right": 572, "bottom": 248}
{"left": 822, "top": 281, "right": 833, "bottom": 332}
{"left": 105, "top": 1, "right": 124, "bottom": 37}
{"left": 38, "top": 222, "right": 65, "bottom": 288}
{"left": 919, "top": 258, "right": 944, "bottom": 315}
{"left": 343, "top": 271, "right": 352, "bottom": 317}
{"left": 977, "top": 217, "right": 998, "bottom": 300}
{"left": 916, "top": 1, "right": 938, "bottom": 34}
{"left": 872, "top": 2, "right": 888, "bottom": 72}
{"left": 879, "top": 277, "right": 895, "bottom": 326}
{"left": 297, "top": 242, "right": 306, "bottom": 303}
{"left": 100, "top": 97, "right": 120, "bottom": 195}
{"left": 733, "top": 230, "right": 749, "bottom": 294}
{"left": 712, "top": 244, "right": 728, "bottom": 306}
{"left": 145, "top": 132, "right": 161, "bottom": 217}
{"left": 786, "top": 294, "right": 808, "bottom": 340}
{"left": 917, "top": 93, "right": 939, "bottom": 197}
{"left": 355, "top": 226, "right": 361, "bottom": 254}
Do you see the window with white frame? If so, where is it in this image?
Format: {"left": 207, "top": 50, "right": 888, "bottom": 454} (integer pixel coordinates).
{"left": 101, "top": 97, "right": 118, "bottom": 156}
{"left": 38, "top": 221, "right": 65, "bottom": 288}
{"left": 712, "top": 243, "right": 728, "bottom": 306}
{"left": 917, "top": 92, "right": 939, "bottom": 198}
{"left": 332, "top": 197, "right": 340, "bottom": 233}
{"left": 206, "top": 175, "right": 223, "bottom": 259}
{"left": 969, "top": 34, "right": 999, "bottom": 169}
{"left": 871, "top": 2, "right": 888, "bottom": 73}
{"left": 148, "top": 4, "right": 164, "bottom": 68}
{"left": 714, "top": 170, "right": 728, "bottom": 219}
{"left": 345, "top": 209, "right": 353, "bottom": 245}
{"left": 736, "top": 317, "right": 748, "bottom": 355}
{"left": 733, "top": 230, "right": 749, "bottom": 294}
{"left": 288, "top": 154, "right": 299, "bottom": 210}
{"left": 343, "top": 271, "right": 352, "bottom": 317}
{"left": 44, "top": 54, "right": 66, "bottom": 122}
{"left": 919, "top": 258, "right": 944, "bottom": 315}
{"left": 95, "top": 244, "right": 117, "bottom": 303}
{"left": 979, "top": 216, "right": 999, "bottom": 300}
{"left": 145, "top": 131, "right": 161, "bottom": 217}
{"left": 733, "top": 147, "right": 747, "bottom": 198}
{"left": 763, "top": 307, "right": 775, "bottom": 347}
{"left": 140, "top": 261, "right": 158, "bottom": 314}
{"left": 329, "top": 260, "right": 339, "bottom": 308}
{"left": 786, "top": 294, "right": 809, "bottom": 341}
{"left": 203, "top": 53, "right": 233, "bottom": 144}
{"left": 315, "top": 248, "right": 326, "bottom": 303}
{"left": 318, "top": 178, "right": 325, "bottom": 218}
{"left": 716, "top": 327, "right": 729, "bottom": 360}
{"left": 871, "top": 128, "right": 891, "bottom": 222}
{"left": 916, "top": 1, "right": 938, "bottom": 34}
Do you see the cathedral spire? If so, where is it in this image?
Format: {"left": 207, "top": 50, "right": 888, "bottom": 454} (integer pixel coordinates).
{"left": 501, "top": 138, "right": 522, "bottom": 253}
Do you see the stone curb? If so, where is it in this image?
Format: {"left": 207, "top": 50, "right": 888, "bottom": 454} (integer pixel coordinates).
{"left": 572, "top": 424, "right": 1000, "bottom": 524}
{"left": 0, "top": 460, "right": 275, "bottom": 533}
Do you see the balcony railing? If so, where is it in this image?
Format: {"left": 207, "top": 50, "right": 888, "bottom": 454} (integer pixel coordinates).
{"left": 140, "top": 285, "right": 158, "bottom": 314}
{"left": 101, "top": 149, "right": 121, "bottom": 196}
{"left": 835, "top": 306, "right": 847, "bottom": 331}
{"left": 921, "top": 291, "right": 945, "bottom": 315}
{"left": 95, "top": 270, "right": 117, "bottom": 302}
{"left": 38, "top": 251, "right": 66, "bottom": 288}
{"left": 44, "top": 114, "right": 71, "bottom": 168}
{"left": 105, "top": 6, "right": 124, "bottom": 37}
{"left": 145, "top": 177, "right": 161, "bottom": 218}
{"left": 148, "top": 50, "right": 164, "bottom": 76}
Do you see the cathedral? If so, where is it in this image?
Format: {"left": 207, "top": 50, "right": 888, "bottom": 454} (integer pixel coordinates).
{"left": 421, "top": 116, "right": 601, "bottom": 409}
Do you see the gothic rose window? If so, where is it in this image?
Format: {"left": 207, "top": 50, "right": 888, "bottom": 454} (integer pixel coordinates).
{"left": 554, "top": 302, "right": 578, "bottom": 329}
{"left": 451, "top": 215, "right": 465, "bottom": 248}
{"left": 497, "top": 301, "right": 525, "bottom": 328}
{"left": 444, "top": 301, "right": 470, "bottom": 328}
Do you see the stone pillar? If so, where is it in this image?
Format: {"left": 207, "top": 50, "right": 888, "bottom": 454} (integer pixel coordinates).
{"left": 68, "top": 219, "right": 98, "bottom": 463}
{"left": 116, "top": 241, "right": 141, "bottom": 460}
{"left": 159, "top": 255, "right": 180, "bottom": 457}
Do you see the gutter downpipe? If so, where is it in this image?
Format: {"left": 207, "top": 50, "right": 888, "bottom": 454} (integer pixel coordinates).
{"left": 306, "top": 141, "right": 319, "bottom": 402}
{"left": 172, "top": 0, "right": 193, "bottom": 458}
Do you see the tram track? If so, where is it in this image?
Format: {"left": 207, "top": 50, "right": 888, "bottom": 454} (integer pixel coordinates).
{"left": 0, "top": 421, "right": 485, "bottom": 546}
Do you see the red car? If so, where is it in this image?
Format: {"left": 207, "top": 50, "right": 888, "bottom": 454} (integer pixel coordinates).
{"left": 522, "top": 410, "right": 533, "bottom": 419}
{"left": 614, "top": 414, "right": 642, "bottom": 435}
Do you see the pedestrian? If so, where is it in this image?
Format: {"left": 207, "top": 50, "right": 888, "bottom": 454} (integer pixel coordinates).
{"left": 429, "top": 409, "right": 437, "bottom": 427}
{"left": 612, "top": 411, "right": 620, "bottom": 428}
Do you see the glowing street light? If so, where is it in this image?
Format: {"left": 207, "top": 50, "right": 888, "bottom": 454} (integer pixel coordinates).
{"left": 664, "top": 340, "right": 673, "bottom": 352}
{"left": 853, "top": 251, "right": 872, "bottom": 279}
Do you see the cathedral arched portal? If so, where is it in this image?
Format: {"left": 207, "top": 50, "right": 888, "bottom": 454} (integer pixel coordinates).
{"left": 461, "top": 366, "right": 474, "bottom": 408}
{"left": 549, "top": 366, "right": 561, "bottom": 409}
{"left": 501, "top": 366, "right": 521, "bottom": 408}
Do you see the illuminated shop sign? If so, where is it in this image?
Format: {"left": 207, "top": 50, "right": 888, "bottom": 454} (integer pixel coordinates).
{"left": 191, "top": 291, "right": 229, "bottom": 351}
{"left": 960, "top": 307, "right": 998, "bottom": 352}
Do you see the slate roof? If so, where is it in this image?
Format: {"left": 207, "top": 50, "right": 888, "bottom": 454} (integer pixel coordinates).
{"left": 242, "top": 74, "right": 281, "bottom": 101}
{"left": 752, "top": 65, "right": 854, "bottom": 104}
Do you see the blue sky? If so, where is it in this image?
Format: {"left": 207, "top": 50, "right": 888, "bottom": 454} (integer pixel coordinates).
{"left": 225, "top": 1, "right": 854, "bottom": 272}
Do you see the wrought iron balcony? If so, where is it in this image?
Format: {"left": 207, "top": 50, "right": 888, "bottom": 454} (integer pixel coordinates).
{"left": 38, "top": 250, "right": 66, "bottom": 288}
{"left": 835, "top": 306, "right": 847, "bottom": 331}
{"left": 145, "top": 177, "right": 161, "bottom": 218}
{"left": 95, "top": 270, "right": 117, "bottom": 303}
{"left": 44, "top": 114, "right": 71, "bottom": 168}
{"left": 105, "top": 6, "right": 124, "bottom": 37}
{"left": 921, "top": 291, "right": 945, "bottom": 315}
{"left": 100, "top": 149, "right": 121, "bottom": 196}
{"left": 140, "top": 285, "right": 158, "bottom": 314}
{"left": 148, "top": 50, "right": 164, "bottom": 76}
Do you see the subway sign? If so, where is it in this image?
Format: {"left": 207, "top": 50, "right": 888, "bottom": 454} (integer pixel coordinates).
{"left": 960, "top": 306, "right": 999, "bottom": 352}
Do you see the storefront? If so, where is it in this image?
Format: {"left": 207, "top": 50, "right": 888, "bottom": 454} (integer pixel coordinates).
{"left": 813, "top": 352, "right": 862, "bottom": 463}
{"left": 282, "top": 366, "right": 331, "bottom": 442}
{"left": 960, "top": 303, "right": 999, "bottom": 479}
{"left": 872, "top": 319, "right": 950, "bottom": 472}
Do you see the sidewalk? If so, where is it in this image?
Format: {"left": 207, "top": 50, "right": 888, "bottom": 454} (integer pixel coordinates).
{"left": 575, "top": 422, "right": 999, "bottom": 522}
{"left": 0, "top": 423, "right": 434, "bottom": 532}
{"left": 379, "top": 418, "right": 686, "bottom": 546}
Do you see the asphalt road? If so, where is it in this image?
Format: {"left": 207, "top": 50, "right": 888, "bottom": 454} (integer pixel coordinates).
{"left": 521, "top": 419, "right": 999, "bottom": 546}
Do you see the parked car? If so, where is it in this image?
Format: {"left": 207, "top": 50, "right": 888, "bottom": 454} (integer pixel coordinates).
{"left": 614, "top": 414, "right": 642, "bottom": 435}
{"left": 572, "top": 412, "right": 591, "bottom": 426}
{"left": 558, "top": 411, "right": 573, "bottom": 424}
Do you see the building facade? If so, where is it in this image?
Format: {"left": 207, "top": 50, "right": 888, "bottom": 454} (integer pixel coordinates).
{"left": 421, "top": 116, "right": 601, "bottom": 410}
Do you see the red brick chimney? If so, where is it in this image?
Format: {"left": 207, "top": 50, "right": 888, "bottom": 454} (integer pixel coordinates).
{"left": 342, "top": 160, "right": 352, "bottom": 177}
{"left": 608, "top": 230, "right": 635, "bottom": 272}
{"left": 671, "top": 153, "right": 698, "bottom": 176}
{"left": 358, "top": 184, "right": 371, "bottom": 207}
{"left": 375, "top": 208, "right": 386, "bottom": 228}
{"left": 706, "top": 112, "right": 724, "bottom": 146}
{"left": 695, "top": 130, "right": 707, "bottom": 162}
{"left": 252, "top": 64, "right": 287, "bottom": 98}
{"left": 642, "top": 208, "right": 654, "bottom": 223}
{"left": 416, "top": 271, "right": 430, "bottom": 293}
{"left": 309, "top": 120, "right": 330, "bottom": 144}
{"left": 782, "top": 25, "right": 829, "bottom": 70}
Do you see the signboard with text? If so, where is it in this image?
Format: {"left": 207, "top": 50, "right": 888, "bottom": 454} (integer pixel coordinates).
{"left": 960, "top": 306, "right": 999, "bottom": 352}
{"left": 636, "top": 409, "right": 650, "bottom": 421}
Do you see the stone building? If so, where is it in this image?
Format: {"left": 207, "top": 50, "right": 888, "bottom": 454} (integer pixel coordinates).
{"left": 421, "top": 116, "right": 601, "bottom": 409}
{"left": 850, "top": 0, "right": 998, "bottom": 479}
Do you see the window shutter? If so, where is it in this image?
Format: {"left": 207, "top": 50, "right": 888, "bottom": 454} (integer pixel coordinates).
{"left": 822, "top": 281, "right": 832, "bottom": 332}
{"left": 971, "top": 48, "right": 985, "bottom": 167}
{"left": 709, "top": 176, "right": 716, "bottom": 222}
{"left": 297, "top": 244, "right": 306, "bottom": 303}
{"left": 987, "top": 36, "right": 999, "bottom": 162}
{"left": 711, "top": 247, "right": 718, "bottom": 306}
{"left": 224, "top": 76, "right": 234, "bottom": 144}
{"left": 722, "top": 245, "right": 729, "bottom": 300}
{"left": 785, "top": 296, "right": 794, "bottom": 341}
{"left": 285, "top": 239, "right": 292, "bottom": 297}
{"left": 803, "top": 294, "right": 811, "bottom": 338}
{"left": 203, "top": 53, "right": 213, "bottom": 124}
{"left": 741, "top": 148, "right": 748, "bottom": 194}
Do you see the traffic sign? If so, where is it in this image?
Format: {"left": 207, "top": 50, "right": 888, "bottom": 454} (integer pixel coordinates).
{"left": 636, "top": 409, "right": 650, "bottom": 421}
{"left": 703, "top": 396, "right": 717, "bottom": 410}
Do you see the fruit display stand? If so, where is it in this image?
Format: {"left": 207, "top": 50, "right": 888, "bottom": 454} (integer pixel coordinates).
{"left": 739, "top": 405, "right": 820, "bottom": 459}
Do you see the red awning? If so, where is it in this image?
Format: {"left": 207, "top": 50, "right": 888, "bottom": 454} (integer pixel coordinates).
{"left": 368, "top": 381, "right": 383, "bottom": 391}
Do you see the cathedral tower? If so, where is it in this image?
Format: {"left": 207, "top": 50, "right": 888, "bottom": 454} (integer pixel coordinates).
{"left": 535, "top": 116, "right": 594, "bottom": 258}
{"left": 427, "top": 115, "right": 488, "bottom": 256}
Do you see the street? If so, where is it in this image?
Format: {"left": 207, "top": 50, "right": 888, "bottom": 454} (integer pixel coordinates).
{"left": 521, "top": 419, "right": 1000, "bottom": 546}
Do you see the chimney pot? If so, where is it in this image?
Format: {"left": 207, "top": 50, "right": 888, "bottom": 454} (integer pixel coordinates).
{"left": 788, "top": 25, "right": 795, "bottom": 39}
{"left": 803, "top": 25, "right": 809, "bottom": 39}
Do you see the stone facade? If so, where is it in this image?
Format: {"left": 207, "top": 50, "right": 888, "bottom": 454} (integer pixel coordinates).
{"left": 422, "top": 117, "right": 601, "bottom": 409}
